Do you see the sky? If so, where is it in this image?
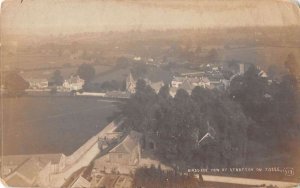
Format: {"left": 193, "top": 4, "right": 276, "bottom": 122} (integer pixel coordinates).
{"left": 0, "top": 0, "right": 299, "bottom": 35}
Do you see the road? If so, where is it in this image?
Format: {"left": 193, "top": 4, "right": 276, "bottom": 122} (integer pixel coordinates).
{"left": 49, "top": 119, "right": 123, "bottom": 187}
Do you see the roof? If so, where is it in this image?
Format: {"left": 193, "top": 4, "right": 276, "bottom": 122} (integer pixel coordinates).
{"left": 15, "top": 157, "right": 46, "bottom": 181}
{"left": 4, "top": 157, "right": 47, "bottom": 187}
{"left": 126, "top": 73, "right": 135, "bottom": 83}
{"left": 173, "top": 76, "right": 210, "bottom": 84}
{"left": 27, "top": 78, "right": 48, "bottom": 83}
{"left": 70, "top": 176, "right": 90, "bottom": 188}
{"left": 5, "top": 173, "right": 31, "bottom": 187}
{"left": 179, "top": 79, "right": 194, "bottom": 91}
{"left": 2, "top": 155, "right": 29, "bottom": 167}
{"left": 150, "top": 81, "right": 164, "bottom": 93}
{"left": 66, "top": 75, "right": 84, "bottom": 84}
{"left": 32, "top": 153, "right": 64, "bottom": 164}
{"left": 2, "top": 153, "right": 64, "bottom": 166}
{"left": 109, "top": 131, "right": 142, "bottom": 154}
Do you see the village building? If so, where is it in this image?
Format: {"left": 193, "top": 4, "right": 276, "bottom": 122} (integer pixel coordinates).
{"left": 27, "top": 78, "right": 49, "bottom": 89}
{"left": 171, "top": 76, "right": 210, "bottom": 89}
{"left": 150, "top": 81, "right": 164, "bottom": 94}
{"left": 62, "top": 75, "right": 85, "bottom": 91}
{"left": 126, "top": 73, "right": 164, "bottom": 94}
{"left": 94, "top": 131, "right": 142, "bottom": 174}
{"left": 2, "top": 153, "right": 66, "bottom": 187}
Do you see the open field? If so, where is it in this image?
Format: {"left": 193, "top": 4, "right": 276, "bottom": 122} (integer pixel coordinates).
{"left": 1, "top": 96, "right": 118, "bottom": 155}
{"left": 19, "top": 64, "right": 113, "bottom": 80}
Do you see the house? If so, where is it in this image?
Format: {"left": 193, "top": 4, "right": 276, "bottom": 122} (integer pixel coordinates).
{"left": 107, "top": 131, "right": 142, "bottom": 166}
{"left": 150, "top": 81, "right": 164, "bottom": 94}
{"left": 62, "top": 75, "right": 84, "bottom": 91}
{"left": 3, "top": 157, "right": 51, "bottom": 187}
{"left": 171, "top": 76, "right": 185, "bottom": 88}
{"left": 94, "top": 131, "right": 142, "bottom": 174}
{"left": 171, "top": 76, "right": 210, "bottom": 89}
{"left": 27, "top": 78, "right": 49, "bottom": 89}
{"left": 2, "top": 153, "right": 66, "bottom": 187}
{"left": 126, "top": 73, "right": 165, "bottom": 94}
{"left": 170, "top": 76, "right": 211, "bottom": 96}
{"left": 133, "top": 56, "right": 141, "bottom": 61}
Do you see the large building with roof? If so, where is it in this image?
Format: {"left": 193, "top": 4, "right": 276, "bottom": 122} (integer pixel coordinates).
{"left": 1, "top": 153, "right": 66, "bottom": 187}
{"left": 62, "top": 75, "right": 85, "bottom": 91}
{"left": 94, "top": 131, "right": 142, "bottom": 174}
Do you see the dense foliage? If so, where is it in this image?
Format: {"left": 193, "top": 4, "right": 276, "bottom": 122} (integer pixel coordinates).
{"left": 3, "top": 71, "right": 29, "bottom": 96}
{"left": 77, "top": 63, "right": 96, "bottom": 83}
{"left": 121, "top": 54, "right": 300, "bottom": 170}
{"left": 229, "top": 55, "right": 299, "bottom": 163}
{"left": 50, "top": 70, "right": 64, "bottom": 86}
{"left": 122, "top": 79, "right": 251, "bottom": 169}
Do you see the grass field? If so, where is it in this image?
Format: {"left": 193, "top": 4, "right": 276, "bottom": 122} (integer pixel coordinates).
{"left": 1, "top": 96, "right": 119, "bottom": 155}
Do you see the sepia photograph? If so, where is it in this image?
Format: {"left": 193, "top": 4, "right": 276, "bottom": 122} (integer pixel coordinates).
{"left": 0, "top": 0, "right": 300, "bottom": 187}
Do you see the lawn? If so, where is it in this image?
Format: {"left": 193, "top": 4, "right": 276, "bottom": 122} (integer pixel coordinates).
{"left": 1, "top": 96, "right": 119, "bottom": 155}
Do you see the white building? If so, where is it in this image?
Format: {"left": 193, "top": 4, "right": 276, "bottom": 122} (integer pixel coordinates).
{"left": 62, "top": 75, "right": 84, "bottom": 91}
{"left": 27, "top": 79, "right": 49, "bottom": 89}
{"left": 171, "top": 76, "right": 210, "bottom": 89}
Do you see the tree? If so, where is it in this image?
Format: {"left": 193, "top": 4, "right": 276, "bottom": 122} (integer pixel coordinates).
{"left": 229, "top": 65, "right": 268, "bottom": 122}
{"left": 284, "top": 53, "right": 298, "bottom": 75}
{"left": 50, "top": 70, "right": 64, "bottom": 86}
{"left": 115, "top": 57, "right": 130, "bottom": 68}
{"left": 101, "top": 80, "right": 122, "bottom": 91}
{"left": 207, "top": 48, "right": 219, "bottom": 64}
{"left": 4, "top": 71, "right": 29, "bottom": 96}
{"left": 267, "top": 64, "right": 280, "bottom": 80}
{"left": 77, "top": 63, "right": 96, "bottom": 83}
{"left": 131, "top": 64, "right": 147, "bottom": 79}
{"left": 158, "top": 85, "right": 171, "bottom": 100}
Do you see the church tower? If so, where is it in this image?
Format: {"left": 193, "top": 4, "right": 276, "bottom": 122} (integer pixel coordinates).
{"left": 126, "top": 73, "right": 136, "bottom": 94}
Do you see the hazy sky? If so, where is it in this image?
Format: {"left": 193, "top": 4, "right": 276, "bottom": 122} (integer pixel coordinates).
{"left": 1, "top": 0, "right": 299, "bottom": 35}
